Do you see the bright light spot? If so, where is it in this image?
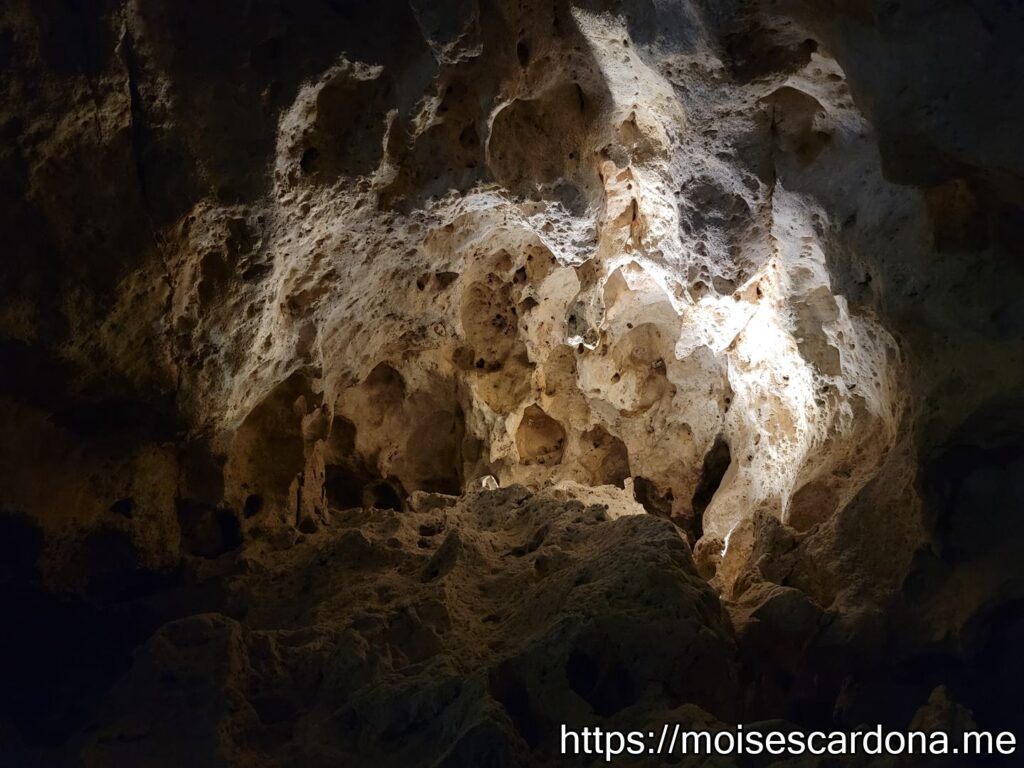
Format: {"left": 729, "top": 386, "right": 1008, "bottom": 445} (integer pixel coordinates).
{"left": 721, "top": 523, "right": 737, "bottom": 557}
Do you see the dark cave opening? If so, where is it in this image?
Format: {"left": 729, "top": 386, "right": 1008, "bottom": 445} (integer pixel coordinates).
{"left": 691, "top": 435, "right": 731, "bottom": 539}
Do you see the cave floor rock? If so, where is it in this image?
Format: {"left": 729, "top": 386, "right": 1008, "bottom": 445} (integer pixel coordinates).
{"left": 73, "top": 486, "right": 740, "bottom": 767}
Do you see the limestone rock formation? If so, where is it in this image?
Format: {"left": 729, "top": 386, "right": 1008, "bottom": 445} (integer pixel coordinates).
{"left": 1, "top": 0, "right": 1022, "bottom": 765}
{"left": 78, "top": 485, "right": 739, "bottom": 767}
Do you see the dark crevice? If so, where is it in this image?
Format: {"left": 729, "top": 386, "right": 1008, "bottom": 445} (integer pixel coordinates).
{"left": 489, "top": 661, "right": 552, "bottom": 749}
{"left": 691, "top": 435, "right": 731, "bottom": 540}
{"left": 243, "top": 493, "right": 264, "bottom": 518}
{"left": 177, "top": 500, "right": 242, "bottom": 559}
{"left": 118, "top": 19, "right": 185, "bottom": 505}
{"left": 566, "top": 646, "right": 636, "bottom": 717}
{"left": 632, "top": 475, "right": 673, "bottom": 518}
{"left": 324, "top": 463, "right": 406, "bottom": 511}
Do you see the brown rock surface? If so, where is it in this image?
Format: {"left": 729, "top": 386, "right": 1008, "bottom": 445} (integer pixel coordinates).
{"left": 1, "top": 0, "right": 1022, "bottom": 765}
{"left": 76, "top": 485, "right": 738, "bottom": 767}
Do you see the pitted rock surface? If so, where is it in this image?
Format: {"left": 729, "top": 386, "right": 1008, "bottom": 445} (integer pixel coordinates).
{"left": 2, "top": 0, "right": 1023, "bottom": 765}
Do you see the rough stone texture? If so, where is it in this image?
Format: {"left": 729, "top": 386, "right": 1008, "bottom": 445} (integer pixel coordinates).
{"left": 1, "top": 0, "right": 1022, "bottom": 765}
{"left": 75, "top": 486, "right": 740, "bottom": 767}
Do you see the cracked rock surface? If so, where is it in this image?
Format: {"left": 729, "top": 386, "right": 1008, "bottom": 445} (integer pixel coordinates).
{"left": 1, "top": 0, "right": 1023, "bottom": 765}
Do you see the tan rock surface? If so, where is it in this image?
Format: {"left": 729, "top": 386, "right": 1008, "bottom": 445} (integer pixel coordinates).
{"left": 1, "top": 0, "right": 1023, "bottom": 764}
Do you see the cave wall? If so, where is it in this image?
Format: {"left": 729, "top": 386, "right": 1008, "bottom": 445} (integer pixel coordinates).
{"left": 1, "top": 0, "right": 1023, "bottom": 764}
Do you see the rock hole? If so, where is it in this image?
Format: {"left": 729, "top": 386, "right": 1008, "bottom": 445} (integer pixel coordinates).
{"left": 367, "top": 479, "right": 403, "bottom": 511}
{"left": 299, "top": 146, "right": 319, "bottom": 175}
{"left": 109, "top": 498, "right": 134, "bottom": 519}
{"left": 516, "top": 405, "right": 566, "bottom": 466}
{"left": 516, "top": 40, "right": 530, "bottom": 67}
{"left": 435, "top": 271, "right": 458, "bottom": 289}
{"left": 581, "top": 426, "right": 630, "bottom": 488}
{"left": 243, "top": 494, "right": 263, "bottom": 518}
{"left": 633, "top": 476, "right": 673, "bottom": 518}
{"left": 691, "top": 436, "right": 731, "bottom": 539}
{"left": 363, "top": 362, "right": 406, "bottom": 405}
{"left": 324, "top": 464, "right": 366, "bottom": 510}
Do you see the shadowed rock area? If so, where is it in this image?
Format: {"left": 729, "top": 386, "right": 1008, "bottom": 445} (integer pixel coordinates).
{"left": 1, "top": 0, "right": 1022, "bottom": 765}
